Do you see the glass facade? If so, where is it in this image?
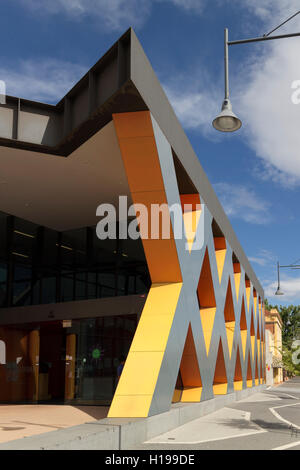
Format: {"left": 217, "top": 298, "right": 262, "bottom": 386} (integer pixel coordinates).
{"left": 0, "top": 211, "right": 149, "bottom": 405}
{"left": 0, "top": 211, "right": 151, "bottom": 308}
{"left": 0, "top": 315, "right": 138, "bottom": 405}
{"left": 72, "top": 315, "right": 138, "bottom": 405}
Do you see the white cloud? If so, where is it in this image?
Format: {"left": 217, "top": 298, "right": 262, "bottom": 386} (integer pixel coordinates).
{"left": 264, "top": 274, "right": 300, "bottom": 302}
{"left": 163, "top": 0, "right": 206, "bottom": 13}
{"left": 16, "top": 0, "right": 206, "bottom": 31}
{"left": 237, "top": 38, "right": 300, "bottom": 184}
{"left": 164, "top": 83, "right": 218, "bottom": 137}
{"left": 0, "top": 59, "right": 86, "bottom": 103}
{"left": 7, "top": 1, "right": 300, "bottom": 189}
{"left": 0, "top": 1, "right": 209, "bottom": 103}
{"left": 163, "top": 2, "right": 300, "bottom": 187}
{"left": 231, "top": 2, "right": 300, "bottom": 185}
{"left": 251, "top": 161, "right": 299, "bottom": 189}
{"left": 248, "top": 249, "right": 276, "bottom": 267}
{"left": 241, "top": 1, "right": 300, "bottom": 27}
{"left": 213, "top": 182, "right": 271, "bottom": 225}
{"left": 17, "top": 0, "right": 151, "bottom": 30}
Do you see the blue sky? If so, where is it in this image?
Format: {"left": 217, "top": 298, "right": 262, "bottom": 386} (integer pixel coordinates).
{"left": 1, "top": 0, "right": 300, "bottom": 305}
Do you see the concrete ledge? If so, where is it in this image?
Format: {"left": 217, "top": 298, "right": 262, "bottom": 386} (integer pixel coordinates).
{"left": 0, "top": 423, "right": 120, "bottom": 450}
{"left": 0, "top": 385, "right": 266, "bottom": 450}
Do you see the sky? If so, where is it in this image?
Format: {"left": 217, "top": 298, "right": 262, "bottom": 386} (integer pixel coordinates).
{"left": 1, "top": 0, "right": 300, "bottom": 306}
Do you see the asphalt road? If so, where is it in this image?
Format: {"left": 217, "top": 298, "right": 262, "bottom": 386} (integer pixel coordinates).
{"left": 135, "top": 378, "right": 300, "bottom": 450}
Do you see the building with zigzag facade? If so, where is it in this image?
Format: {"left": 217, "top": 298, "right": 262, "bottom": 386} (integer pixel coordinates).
{"left": 0, "top": 29, "right": 265, "bottom": 417}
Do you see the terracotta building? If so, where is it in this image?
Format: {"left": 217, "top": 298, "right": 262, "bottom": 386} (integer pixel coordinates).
{"left": 265, "top": 308, "right": 283, "bottom": 385}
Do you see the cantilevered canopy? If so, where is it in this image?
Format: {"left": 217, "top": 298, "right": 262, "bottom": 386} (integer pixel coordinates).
{"left": 0, "top": 122, "right": 131, "bottom": 231}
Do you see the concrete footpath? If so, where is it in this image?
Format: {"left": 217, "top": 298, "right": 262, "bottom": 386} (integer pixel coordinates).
{"left": 0, "top": 405, "right": 108, "bottom": 444}
{"left": 0, "top": 385, "right": 265, "bottom": 450}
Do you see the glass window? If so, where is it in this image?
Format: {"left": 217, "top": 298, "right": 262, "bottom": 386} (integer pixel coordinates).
{"left": 0, "top": 262, "right": 7, "bottom": 306}
{"left": 0, "top": 213, "right": 150, "bottom": 308}
{"left": 42, "top": 276, "right": 56, "bottom": 304}
{"left": 73, "top": 314, "right": 137, "bottom": 405}
{"left": 12, "top": 264, "right": 31, "bottom": 307}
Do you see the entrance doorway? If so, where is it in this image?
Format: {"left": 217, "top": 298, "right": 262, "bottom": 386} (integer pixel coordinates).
{"left": 38, "top": 322, "right": 66, "bottom": 402}
{"left": 0, "top": 314, "right": 138, "bottom": 405}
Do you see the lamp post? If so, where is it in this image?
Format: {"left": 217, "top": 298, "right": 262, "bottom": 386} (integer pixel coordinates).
{"left": 275, "top": 262, "right": 300, "bottom": 295}
{"left": 213, "top": 10, "right": 300, "bottom": 132}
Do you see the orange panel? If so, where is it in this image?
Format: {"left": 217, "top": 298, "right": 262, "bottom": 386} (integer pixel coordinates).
{"left": 197, "top": 249, "right": 216, "bottom": 308}
{"left": 224, "top": 279, "right": 235, "bottom": 322}
{"left": 250, "top": 309, "right": 255, "bottom": 336}
{"left": 214, "top": 237, "right": 226, "bottom": 250}
{"left": 180, "top": 326, "right": 202, "bottom": 388}
{"left": 179, "top": 324, "right": 202, "bottom": 402}
{"left": 118, "top": 137, "right": 165, "bottom": 193}
{"left": 240, "top": 298, "right": 247, "bottom": 330}
{"left": 142, "top": 239, "right": 182, "bottom": 283}
{"left": 131, "top": 190, "right": 174, "bottom": 241}
{"left": 180, "top": 194, "right": 201, "bottom": 253}
{"left": 109, "top": 111, "right": 183, "bottom": 417}
{"left": 113, "top": 111, "right": 155, "bottom": 138}
{"left": 234, "top": 346, "right": 243, "bottom": 382}
{"left": 213, "top": 340, "right": 227, "bottom": 385}
{"left": 233, "top": 262, "right": 241, "bottom": 301}
{"left": 247, "top": 353, "right": 253, "bottom": 382}
{"left": 113, "top": 111, "right": 182, "bottom": 285}
{"left": 233, "top": 262, "right": 241, "bottom": 274}
{"left": 180, "top": 194, "right": 201, "bottom": 212}
{"left": 255, "top": 357, "right": 259, "bottom": 384}
{"left": 245, "top": 279, "right": 251, "bottom": 311}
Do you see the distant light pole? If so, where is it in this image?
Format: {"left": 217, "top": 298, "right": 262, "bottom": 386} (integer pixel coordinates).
{"left": 275, "top": 261, "right": 300, "bottom": 296}
{"left": 213, "top": 10, "right": 300, "bottom": 132}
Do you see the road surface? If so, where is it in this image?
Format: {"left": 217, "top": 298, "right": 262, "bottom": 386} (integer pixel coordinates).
{"left": 135, "top": 378, "right": 300, "bottom": 450}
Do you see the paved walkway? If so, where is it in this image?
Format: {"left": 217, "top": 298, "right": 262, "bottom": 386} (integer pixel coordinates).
{"left": 137, "top": 378, "right": 300, "bottom": 450}
{"left": 0, "top": 404, "right": 108, "bottom": 444}
{"left": 1, "top": 379, "right": 300, "bottom": 449}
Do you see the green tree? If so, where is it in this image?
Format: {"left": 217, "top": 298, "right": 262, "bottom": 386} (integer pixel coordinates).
{"left": 264, "top": 302, "right": 300, "bottom": 345}
{"left": 265, "top": 301, "right": 300, "bottom": 376}
{"left": 279, "top": 343, "right": 300, "bottom": 376}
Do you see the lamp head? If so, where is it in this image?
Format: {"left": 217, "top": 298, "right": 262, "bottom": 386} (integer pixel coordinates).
{"left": 275, "top": 287, "right": 284, "bottom": 296}
{"left": 212, "top": 99, "right": 242, "bottom": 132}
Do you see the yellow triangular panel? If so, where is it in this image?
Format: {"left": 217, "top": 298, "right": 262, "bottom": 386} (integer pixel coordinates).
{"left": 224, "top": 280, "right": 235, "bottom": 359}
{"left": 241, "top": 330, "right": 247, "bottom": 360}
{"left": 245, "top": 279, "right": 251, "bottom": 312}
{"left": 182, "top": 210, "right": 201, "bottom": 253}
{"left": 253, "top": 295, "right": 257, "bottom": 319}
{"left": 179, "top": 324, "right": 203, "bottom": 403}
{"left": 180, "top": 194, "right": 201, "bottom": 254}
{"left": 200, "top": 307, "right": 216, "bottom": 355}
{"left": 240, "top": 298, "right": 247, "bottom": 360}
{"left": 226, "top": 322, "right": 235, "bottom": 359}
{"left": 251, "top": 337, "right": 255, "bottom": 358}
{"left": 234, "top": 272, "right": 241, "bottom": 301}
{"left": 213, "top": 340, "right": 228, "bottom": 395}
{"left": 215, "top": 249, "right": 227, "bottom": 282}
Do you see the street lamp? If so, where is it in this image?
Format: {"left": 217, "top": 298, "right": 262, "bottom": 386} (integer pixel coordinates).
{"left": 213, "top": 10, "right": 300, "bottom": 132}
{"left": 275, "top": 262, "right": 284, "bottom": 296}
{"left": 275, "top": 261, "right": 300, "bottom": 295}
{"left": 212, "top": 29, "right": 242, "bottom": 132}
